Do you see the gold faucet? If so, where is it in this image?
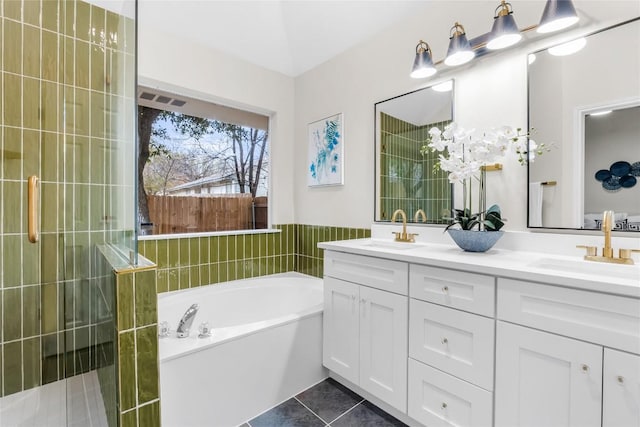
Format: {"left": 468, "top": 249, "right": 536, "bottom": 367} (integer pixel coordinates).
{"left": 414, "top": 209, "right": 427, "bottom": 223}
{"left": 391, "top": 209, "right": 417, "bottom": 243}
{"left": 577, "top": 210, "right": 640, "bottom": 265}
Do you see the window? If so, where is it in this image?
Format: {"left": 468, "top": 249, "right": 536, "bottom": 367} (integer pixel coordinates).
{"left": 137, "top": 88, "right": 269, "bottom": 235}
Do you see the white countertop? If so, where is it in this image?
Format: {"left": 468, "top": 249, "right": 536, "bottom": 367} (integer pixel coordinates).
{"left": 318, "top": 238, "right": 640, "bottom": 298}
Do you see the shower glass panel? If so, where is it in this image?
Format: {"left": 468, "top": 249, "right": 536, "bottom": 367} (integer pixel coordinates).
{"left": 0, "top": 1, "right": 136, "bottom": 426}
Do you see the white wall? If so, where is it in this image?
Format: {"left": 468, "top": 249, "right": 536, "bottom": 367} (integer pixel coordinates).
{"left": 137, "top": 31, "right": 296, "bottom": 224}
{"left": 293, "top": 1, "right": 639, "bottom": 229}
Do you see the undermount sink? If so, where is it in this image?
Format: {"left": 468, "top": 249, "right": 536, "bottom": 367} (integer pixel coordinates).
{"left": 363, "top": 240, "right": 423, "bottom": 250}
{"left": 529, "top": 257, "right": 640, "bottom": 281}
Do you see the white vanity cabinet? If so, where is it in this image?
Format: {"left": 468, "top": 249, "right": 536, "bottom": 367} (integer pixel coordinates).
{"left": 323, "top": 251, "right": 409, "bottom": 412}
{"left": 496, "top": 278, "right": 640, "bottom": 427}
{"left": 407, "top": 266, "right": 495, "bottom": 427}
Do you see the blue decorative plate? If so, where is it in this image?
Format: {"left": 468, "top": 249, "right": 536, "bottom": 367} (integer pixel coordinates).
{"left": 620, "top": 175, "right": 637, "bottom": 188}
{"left": 610, "top": 161, "right": 631, "bottom": 177}
{"left": 631, "top": 161, "right": 640, "bottom": 177}
{"left": 602, "top": 176, "right": 621, "bottom": 191}
{"left": 595, "top": 169, "right": 611, "bottom": 181}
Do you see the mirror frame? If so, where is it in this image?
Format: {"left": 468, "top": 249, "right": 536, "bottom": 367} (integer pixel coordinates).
{"left": 374, "top": 81, "right": 455, "bottom": 224}
{"left": 526, "top": 17, "right": 640, "bottom": 231}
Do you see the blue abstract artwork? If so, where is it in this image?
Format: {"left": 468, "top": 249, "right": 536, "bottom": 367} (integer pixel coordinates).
{"left": 308, "top": 113, "right": 343, "bottom": 186}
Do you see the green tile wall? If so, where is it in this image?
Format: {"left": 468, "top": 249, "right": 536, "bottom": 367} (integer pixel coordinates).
{"left": 379, "top": 113, "right": 451, "bottom": 223}
{"left": 0, "top": 2, "right": 135, "bottom": 426}
{"left": 115, "top": 267, "right": 160, "bottom": 427}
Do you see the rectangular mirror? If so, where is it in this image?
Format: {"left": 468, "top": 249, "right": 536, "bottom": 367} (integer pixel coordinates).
{"left": 375, "top": 81, "right": 454, "bottom": 224}
{"left": 528, "top": 18, "right": 640, "bottom": 231}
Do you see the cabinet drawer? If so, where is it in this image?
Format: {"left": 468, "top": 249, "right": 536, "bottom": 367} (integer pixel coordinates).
{"left": 409, "top": 299, "right": 494, "bottom": 390}
{"left": 410, "top": 265, "right": 495, "bottom": 316}
{"left": 408, "top": 358, "right": 493, "bottom": 427}
{"left": 498, "top": 278, "right": 640, "bottom": 354}
{"left": 324, "top": 251, "right": 408, "bottom": 295}
{"left": 603, "top": 349, "right": 640, "bottom": 427}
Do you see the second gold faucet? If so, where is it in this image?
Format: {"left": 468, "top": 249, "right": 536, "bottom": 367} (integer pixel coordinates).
{"left": 391, "top": 209, "right": 427, "bottom": 243}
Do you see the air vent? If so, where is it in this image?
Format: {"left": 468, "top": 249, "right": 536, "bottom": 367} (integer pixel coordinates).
{"left": 156, "top": 96, "right": 171, "bottom": 104}
{"left": 170, "top": 99, "right": 186, "bottom": 107}
{"left": 139, "top": 92, "right": 155, "bottom": 100}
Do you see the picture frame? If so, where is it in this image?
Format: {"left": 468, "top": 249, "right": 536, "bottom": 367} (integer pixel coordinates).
{"left": 307, "top": 113, "right": 344, "bottom": 187}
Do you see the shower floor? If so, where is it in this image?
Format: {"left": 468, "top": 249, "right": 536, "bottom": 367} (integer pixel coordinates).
{"left": 0, "top": 371, "right": 108, "bottom": 427}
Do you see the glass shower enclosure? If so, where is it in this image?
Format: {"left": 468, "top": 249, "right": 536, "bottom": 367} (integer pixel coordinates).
{"left": 0, "top": 0, "right": 137, "bottom": 425}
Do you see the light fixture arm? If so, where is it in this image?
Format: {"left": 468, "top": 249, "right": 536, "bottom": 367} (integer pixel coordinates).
{"left": 494, "top": 1, "right": 514, "bottom": 18}
{"left": 449, "top": 22, "right": 466, "bottom": 38}
{"left": 416, "top": 40, "right": 431, "bottom": 55}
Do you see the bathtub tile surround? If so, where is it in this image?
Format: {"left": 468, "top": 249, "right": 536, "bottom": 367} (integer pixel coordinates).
{"left": 138, "top": 224, "right": 370, "bottom": 293}
{"left": 248, "top": 378, "right": 407, "bottom": 426}
{"left": 115, "top": 266, "right": 161, "bottom": 427}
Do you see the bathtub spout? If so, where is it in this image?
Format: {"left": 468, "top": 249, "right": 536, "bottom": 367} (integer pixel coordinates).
{"left": 176, "top": 304, "right": 199, "bottom": 338}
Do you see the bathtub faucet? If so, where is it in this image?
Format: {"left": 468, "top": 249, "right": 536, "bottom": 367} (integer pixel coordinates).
{"left": 176, "top": 304, "right": 199, "bottom": 338}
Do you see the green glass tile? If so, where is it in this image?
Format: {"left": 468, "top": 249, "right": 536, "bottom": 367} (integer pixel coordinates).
{"left": 23, "top": 237, "right": 40, "bottom": 285}
{"left": 167, "top": 269, "right": 179, "bottom": 292}
{"left": 41, "top": 81, "right": 59, "bottom": 133}
{"left": 118, "top": 331, "right": 136, "bottom": 411}
{"left": 217, "top": 262, "right": 227, "bottom": 283}
{"left": 217, "top": 236, "right": 227, "bottom": 262}
{"left": 22, "top": 285, "right": 40, "bottom": 338}
{"left": 178, "top": 238, "right": 189, "bottom": 266}
{"left": 209, "top": 263, "right": 218, "bottom": 284}
{"left": 179, "top": 267, "right": 189, "bottom": 290}
{"left": 42, "top": 234, "right": 60, "bottom": 283}
{"left": 199, "top": 237, "right": 209, "bottom": 264}
{"left": 3, "top": 1, "right": 22, "bottom": 20}
{"left": 106, "top": 11, "right": 121, "bottom": 51}
{"left": 209, "top": 237, "right": 218, "bottom": 263}
{"left": 74, "top": 136, "right": 90, "bottom": 183}
{"left": 168, "top": 239, "right": 179, "bottom": 268}
{"left": 90, "top": 91, "right": 105, "bottom": 137}
{"left": 190, "top": 265, "right": 200, "bottom": 286}
{"left": 2, "top": 127, "right": 19, "bottom": 179}
{"left": 91, "top": 45, "right": 106, "bottom": 92}
{"left": 274, "top": 231, "right": 282, "bottom": 255}
{"left": 259, "top": 234, "right": 267, "bottom": 258}
{"left": 3, "top": 19, "right": 22, "bottom": 75}
{"left": 3, "top": 182, "right": 22, "bottom": 233}
{"left": 23, "top": 337, "right": 42, "bottom": 390}
{"left": 23, "top": 129, "right": 40, "bottom": 178}
{"left": 199, "top": 264, "right": 210, "bottom": 285}
{"left": 247, "top": 234, "right": 257, "bottom": 258}
{"left": 63, "top": 0, "right": 75, "bottom": 36}
{"left": 90, "top": 185, "right": 105, "bottom": 230}
{"left": 138, "top": 400, "right": 160, "bottom": 427}
{"left": 89, "top": 138, "right": 106, "bottom": 184}
{"left": 117, "top": 273, "right": 134, "bottom": 331}
{"left": 3, "top": 73, "right": 22, "bottom": 127}
{"left": 42, "top": 0, "right": 60, "bottom": 32}
{"left": 63, "top": 36, "right": 74, "bottom": 85}
{"left": 143, "top": 240, "right": 157, "bottom": 263}
{"left": 23, "top": 0, "right": 40, "bottom": 25}
{"left": 156, "top": 269, "right": 168, "bottom": 294}
{"left": 135, "top": 270, "right": 157, "bottom": 327}
{"left": 74, "top": 184, "right": 90, "bottom": 231}
{"left": 227, "top": 261, "right": 237, "bottom": 281}
{"left": 74, "top": 40, "right": 90, "bottom": 89}
{"left": 136, "top": 325, "right": 159, "bottom": 404}
{"left": 24, "top": 25, "right": 41, "bottom": 78}
{"left": 3, "top": 288, "right": 21, "bottom": 340}
{"left": 120, "top": 410, "right": 137, "bottom": 427}
{"left": 3, "top": 341, "right": 23, "bottom": 395}
{"left": 189, "top": 238, "right": 199, "bottom": 265}
{"left": 156, "top": 239, "right": 168, "bottom": 268}
{"left": 75, "top": 1, "right": 91, "bottom": 41}
{"left": 41, "top": 283, "right": 58, "bottom": 333}
{"left": 227, "top": 235, "right": 236, "bottom": 262}
{"left": 235, "top": 234, "right": 244, "bottom": 260}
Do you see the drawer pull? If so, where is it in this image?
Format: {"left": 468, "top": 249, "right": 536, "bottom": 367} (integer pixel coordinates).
{"left": 617, "top": 375, "right": 624, "bottom": 384}
{"left": 441, "top": 337, "right": 449, "bottom": 345}
{"left": 442, "top": 286, "right": 449, "bottom": 293}
{"left": 441, "top": 402, "right": 448, "bottom": 409}
{"left": 581, "top": 364, "right": 589, "bottom": 373}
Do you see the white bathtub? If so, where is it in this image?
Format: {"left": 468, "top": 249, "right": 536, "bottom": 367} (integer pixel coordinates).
{"left": 158, "top": 272, "right": 327, "bottom": 427}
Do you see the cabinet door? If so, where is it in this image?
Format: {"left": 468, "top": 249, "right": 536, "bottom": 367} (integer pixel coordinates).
{"left": 359, "top": 286, "right": 408, "bottom": 412}
{"left": 603, "top": 349, "right": 640, "bottom": 427}
{"left": 323, "top": 277, "right": 360, "bottom": 384}
{"left": 495, "top": 322, "right": 602, "bottom": 427}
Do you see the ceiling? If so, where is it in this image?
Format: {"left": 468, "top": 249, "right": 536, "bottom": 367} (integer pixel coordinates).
{"left": 139, "top": 0, "right": 432, "bottom": 77}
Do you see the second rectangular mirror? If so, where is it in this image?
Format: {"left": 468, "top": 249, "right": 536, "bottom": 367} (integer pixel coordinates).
{"left": 375, "top": 81, "right": 454, "bottom": 224}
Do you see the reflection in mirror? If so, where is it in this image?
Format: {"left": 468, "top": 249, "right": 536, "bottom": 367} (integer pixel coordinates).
{"left": 528, "top": 18, "right": 640, "bottom": 231}
{"left": 375, "top": 82, "right": 454, "bottom": 224}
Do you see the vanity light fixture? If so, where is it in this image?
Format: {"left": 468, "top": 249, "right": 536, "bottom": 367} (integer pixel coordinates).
{"left": 410, "top": 40, "right": 437, "bottom": 78}
{"left": 432, "top": 80, "right": 453, "bottom": 92}
{"left": 537, "top": 0, "right": 580, "bottom": 34}
{"left": 444, "top": 22, "right": 475, "bottom": 66}
{"left": 548, "top": 37, "right": 586, "bottom": 56}
{"left": 487, "top": 1, "right": 523, "bottom": 50}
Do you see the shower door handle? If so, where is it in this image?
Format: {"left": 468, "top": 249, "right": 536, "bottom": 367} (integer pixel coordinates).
{"left": 28, "top": 176, "right": 39, "bottom": 243}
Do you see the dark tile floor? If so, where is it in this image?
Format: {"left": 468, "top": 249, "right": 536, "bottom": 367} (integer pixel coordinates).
{"left": 243, "top": 378, "right": 407, "bottom": 427}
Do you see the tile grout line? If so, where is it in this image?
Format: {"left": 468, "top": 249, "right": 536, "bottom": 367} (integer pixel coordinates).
{"left": 325, "top": 399, "right": 366, "bottom": 426}
{"left": 293, "top": 395, "right": 332, "bottom": 425}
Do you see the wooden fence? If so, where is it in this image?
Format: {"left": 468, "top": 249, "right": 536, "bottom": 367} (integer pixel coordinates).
{"left": 148, "top": 194, "right": 267, "bottom": 235}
